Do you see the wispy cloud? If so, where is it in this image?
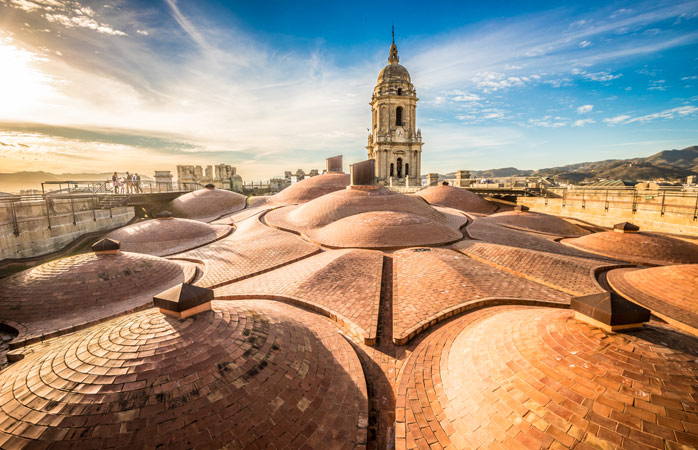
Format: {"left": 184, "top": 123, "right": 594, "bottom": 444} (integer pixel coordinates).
{"left": 603, "top": 106, "right": 698, "bottom": 124}
{"left": 577, "top": 104, "right": 594, "bottom": 114}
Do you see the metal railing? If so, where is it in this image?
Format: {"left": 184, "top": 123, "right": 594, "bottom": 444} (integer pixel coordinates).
{"left": 537, "top": 186, "right": 698, "bottom": 220}
{"left": 1, "top": 181, "right": 206, "bottom": 237}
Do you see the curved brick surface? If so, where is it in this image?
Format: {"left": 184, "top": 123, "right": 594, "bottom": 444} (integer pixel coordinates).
{"left": 562, "top": 231, "right": 698, "bottom": 265}
{"left": 416, "top": 184, "right": 497, "bottom": 214}
{"left": 464, "top": 218, "right": 614, "bottom": 260}
{"left": 266, "top": 186, "right": 447, "bottom": 231}
{"left": 265, "top": 187, "right": 458, "bottom": 249}
{"left": 173, "top": 215, "right": 320, "bottom": 288}
{"left": 480, "top": 210, "right": 591, "bottom": 237}
{"left": 454, "top": 241, "right": 615, "bottom": 296}
{"left": 305, "top": 211, "right": 462, "bottom": 249}
{"left": 0, "top": 301, "right": 368, "bottom": 449}
{"left": 0, "top": 253, "right": 194, "bottom": 348}
{"left": 168, "top": 188, "right": 246, "bottom": 222}
{"left": 608, "top": 265, "right": 698, "bottom": 335}
{"left": 392, "top": 248, "right": 569, "bottom": 344}
{"left": 105, "top": 218, "right": 231, "bottom": 256}
{"left": 216, "top": 249, "right": 383, "bottom": 344}
{"left": 269, "top": 172, "right": 350, "bottom": 205}
{"left": 397, "top": 306, "right": 698, "bottom": 450}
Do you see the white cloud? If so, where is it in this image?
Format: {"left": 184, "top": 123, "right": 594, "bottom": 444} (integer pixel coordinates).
{"left": 472, "top": 72, "right": 529, "bottom": 92}
{"left": 682, "top": 75, "right": 698, "bottom": 80}
{"left": 577, "top": 104, "right": 593, "bottom": 114}
{"left": 579, "top": 40, "right": 591, "bottom": 48}
{"left": 582, "top": 71, "right": 623, "bottom": 82}
{"left": 603, "top": 106, "right": 698, "bottom": 125}
{"left": 449, "top": 91, "right": 481, "bottom": 102}
{"left": 136, "top": 30, "right": 149, "bottom": 36}
{"left": 573, "top": 118, "right": 595, "bottom": 126}
{"left": 4, "top": 0, "right": 128, "bottom": 36}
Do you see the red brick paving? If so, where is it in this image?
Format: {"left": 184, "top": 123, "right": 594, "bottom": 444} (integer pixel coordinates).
{"left": 211, "top": 204, "right": 278, "bottom": 225}
{"left": 416, "top": 184, "right": 497, "bottom": 214}
{"left": 392, "top": 248, "right": 570, "bottom": 344}
{"left": 168, "top": 187, "right": 247, "bottom": 222}
{"left": 0, "top": 252, "right": 195, "bottom": 349}
{"left": 268, "top": 172, "right": 350, "bottom": 204}
{"left": 398, "top": 306, "right": 698, "bottom": 449}
{"left": 0, "top": 301, "right": 368, "bottom": 449}
{"left": 479, "top": 210, "right": 591, "bottom": 237}
{"left": 216, "top": 249, "right": 383, "bottom": 344}
{"left": 454, "top": 241, "right": 618, "bottom": 296}
{"left": 105, "top": 218, "right": 231, "bottom": 256}
{"left": 608, "top": 265, "right": 698, "bottom": 336}
{"left": 562, "top": 231, "right": 698, "bottom": 265}
{"left": 172, "top": 214, "right": 320, "bottom": 289}
{"left": 464, "top": 217, "right": 617, "bottom": 260}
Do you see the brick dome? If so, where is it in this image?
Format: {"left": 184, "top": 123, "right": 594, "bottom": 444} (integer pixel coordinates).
{"left": 562, "top": 230, "right": 698, "bottom": 265}
{"left": 265, "top": 186, "right": 460, "bottom": 248}
{"left": 168, "top": 187, "right": 246, "bottom": 222}
{"left": 0, "top": 252, "right": 194, "bottom": 348}
{"left": 608, "top": 264, "right": 698, "bottom": 335}
{"left": 398, "top": 306, "right": 698, "bottom": 449}
{"left": 0, "top": 301, "right": 368, "bottom": 449}
{"left": 305, "top": 211, "right": 461, "bottom": 248}
{"left": 106, "top": 218, "right": 231, "bottom": 256}
{"left": 416, "top": 184, "right": 496, "bottom": 214}
{"left": 480, "top": 210, "right": 591, "bottom": 237}
{"left": 270, "top": 172, "right": 350, "bottom": 205}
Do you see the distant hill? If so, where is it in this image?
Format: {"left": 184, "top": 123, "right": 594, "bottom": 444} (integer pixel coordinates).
{"left": 0, "top": 171, "right": 154, "bottom": 193}
{"left": 459, "top": 145, "right": 698, "bottom": 183}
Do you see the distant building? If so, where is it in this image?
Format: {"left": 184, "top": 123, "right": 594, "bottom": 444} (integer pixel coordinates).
{"left": 154, "top": 171, "right": 173, "bottom": 191}
{"left": 688, "top": 175, "right": 697, "bottom": 185}
{"left": 177, "top": 163, "right": 239, "bottom": 189}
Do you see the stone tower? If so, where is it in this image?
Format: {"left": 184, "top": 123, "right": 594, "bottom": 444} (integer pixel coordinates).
{"left": 367, "top": 30, "right": 423, "bottom": 185}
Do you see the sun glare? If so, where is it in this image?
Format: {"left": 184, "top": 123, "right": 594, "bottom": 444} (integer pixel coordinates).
{"left": 0, "top": 38, "right": 54, "bottom": 118}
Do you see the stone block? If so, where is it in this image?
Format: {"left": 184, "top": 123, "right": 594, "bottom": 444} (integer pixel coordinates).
{"left": 153, "top": 283, "right": 214, "bottom": 319}
{"left": 571, "top": 291, "right": 650, "bottom": 331}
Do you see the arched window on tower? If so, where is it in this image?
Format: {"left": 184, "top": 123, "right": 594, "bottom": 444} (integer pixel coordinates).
{"left": 397, "top": 88, "right": 402, "bottom": 96}
{"left": 390, "top": 163, "right": 394, "bottom": 177}
{"left": 396, "top": 107, "right": 403, "bottom": 126}
{"left": 397, "top": 157, "right": 403, "bottom": 178}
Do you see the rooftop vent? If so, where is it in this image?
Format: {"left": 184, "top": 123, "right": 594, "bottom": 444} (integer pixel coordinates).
{"left": 326, "top": 155, "right": 343, "bottom": 173}
{"left": 155, "top": 210, "right": 173, "bottom": 220}
{"left": 513, "top": 205, "right": 530, "bottom": 213}
{"left": 571, "top": 291, "right": 649, "bottom": 332}
{"left": 204, "top": 183, "right": 215, "bottom": 190}
{"left": 349, "top": 159, "right": 376, "bottom": 186}
{"left": 441, "top": 181, "right": 449, "bottom": 186}
{"left": 153, "top": 283, "right": 214, "bottom": 319}
{"left": 92, "top": 238, "right": 120, "bottom": 254}
{"left": 614, "top": 222, "right": 639, "bottom": 233}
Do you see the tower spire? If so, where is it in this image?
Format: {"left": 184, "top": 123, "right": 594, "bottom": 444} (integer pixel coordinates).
{"left": 389, "top": 25, "right": 399, "bottom": 64}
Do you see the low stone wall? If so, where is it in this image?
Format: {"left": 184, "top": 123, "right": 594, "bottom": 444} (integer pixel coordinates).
{"left": 519, "top": 191, "right": 698, "bottom": 236}
{"left": 0, "top": 198, "right": 134, "bottom": 260}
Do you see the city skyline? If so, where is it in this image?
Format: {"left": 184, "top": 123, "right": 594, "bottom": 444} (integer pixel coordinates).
{"left": 0, "top": 0, "right": 697, "bottom": 179}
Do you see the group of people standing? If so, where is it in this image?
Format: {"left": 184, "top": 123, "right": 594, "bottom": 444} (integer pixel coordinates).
{"left": 111, "top": 172, "right": 143, "bottom": 194}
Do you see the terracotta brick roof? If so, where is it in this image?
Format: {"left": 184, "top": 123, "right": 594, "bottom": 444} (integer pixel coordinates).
{"left": 216, "top": 249, "right": 383, "bottom": 344}
{"left": 479, "top": 210, "right": 591, "bottom": 237}
{"left": 168, "top": 187, "right": 246, "bottom": 222}
{"left": 265, "top": 187, "right": 462, "bottom": 248}
{"left": 562, "top": 231, "right": 698, "bottom": 265}
{"left": 0, "top": 301, "right": 368, "bottom": 449}
{"left": 392, "top": 248, "right": 569, "bottom": 344}
{"left": 416, "top": 184, "right": 497, "bottom": 214}
{"left": 397, "top": 306, "right": 698, "bottom": 449}
{"left": 608, "top": 264, "right": 698, "bottom": 336}
{"left": 0, "top": 252, "right": 195, "bottom": 348}
{"left": 105, "top": 218, "right": 231, "bottom": 256}
{"left": 269, "top": 172, "right": 350, "bottom": 204}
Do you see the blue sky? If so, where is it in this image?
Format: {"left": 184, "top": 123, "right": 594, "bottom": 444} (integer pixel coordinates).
{"left": 0, "top": 0, "right": 696, "bottom": 178}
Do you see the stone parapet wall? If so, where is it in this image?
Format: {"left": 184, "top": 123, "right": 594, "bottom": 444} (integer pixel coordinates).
{"left": 519, "top": 191, "right": 698, "bottom": 236}
{"left": 0, "top": 202, "right": 134, "bottom": 260}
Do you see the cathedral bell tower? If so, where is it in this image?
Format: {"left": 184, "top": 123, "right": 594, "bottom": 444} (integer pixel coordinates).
{"left": 367, "top": 29, "right": 423, "bottom": 186}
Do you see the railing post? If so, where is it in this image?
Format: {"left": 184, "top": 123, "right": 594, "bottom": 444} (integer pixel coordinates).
{"left": 632, "top": 190, "right": 638, "bottom": 214}
{"left": 10, "top": 200, "right": 19, "bottom": 236}
{"left": 693, "top": 192, "right": 698, "bottom": 221}
{"left": 45, "top": 198, "right": 52, "bottom": 230}
{"left": 604, "top": 189, "right": 609, "bottom": 212}
{"left": 70, "top": 196, "right": 76, "bottom": 225}
{"left": 93, "top": 196, "right": 97, "bottom": 221}
{"left": 581, "top": 189, "right": 586, "bottom": 210}
{"left": 660, "top": 191, "right": 666, "bottom": 217}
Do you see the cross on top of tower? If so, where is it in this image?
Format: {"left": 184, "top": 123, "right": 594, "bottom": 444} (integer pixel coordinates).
{"left": 389, "top": 26, "right": 399, "bottom": 64}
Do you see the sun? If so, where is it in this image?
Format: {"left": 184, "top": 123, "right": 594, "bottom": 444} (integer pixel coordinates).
{"left": 0, "top": 38, "right": 54, "bottom": 118}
